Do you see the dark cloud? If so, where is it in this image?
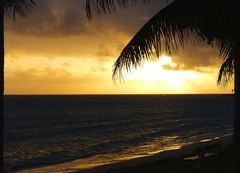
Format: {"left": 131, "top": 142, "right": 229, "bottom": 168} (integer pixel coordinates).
{"left": 5, "top": 0, "right": 222, "bottom": 71}
{"left": 94, "top": 1, "right": 167, "bottom": 35}
{"left": 5, "top": 0, "right": 87, "bottom": 36}
{"left": 162, "top": 43, "right": 221, "bottom": 71}
{"left": 177, "top": 44, "right": 219, "bottom": 68}
{"left": 5, "top": 0, "right": 167, "bottom": 37}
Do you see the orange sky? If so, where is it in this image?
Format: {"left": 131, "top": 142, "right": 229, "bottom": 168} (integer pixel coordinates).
{"left": 4, "top": 1, "right": 233, "bottom": 94}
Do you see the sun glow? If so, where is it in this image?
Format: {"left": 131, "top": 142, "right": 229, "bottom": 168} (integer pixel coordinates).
{"left": 128, "top": 56, "right": 198, "bottom": 91}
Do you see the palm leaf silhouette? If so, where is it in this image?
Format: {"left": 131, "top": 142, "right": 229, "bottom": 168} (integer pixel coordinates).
{"left": 113, "top": 0, "right": 239, "bottom": 85}
{"left": 86, "top": 1, "right": 240, "bottom": 171}
{"left": 87, "top": 0, "right": 239, "bottom": 85}
{"left": 86, "top": 0, "right": 157, "bottom": 19}
{"left": 4, "top": 0, "right": 36, "bottom": 18}
{"left": 1, "top": 1, "right": 36, "bottom": 172}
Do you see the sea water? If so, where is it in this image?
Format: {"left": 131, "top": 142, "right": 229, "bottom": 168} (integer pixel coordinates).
{"left": 4, "top": 95, "right": 234, "bottom": 172}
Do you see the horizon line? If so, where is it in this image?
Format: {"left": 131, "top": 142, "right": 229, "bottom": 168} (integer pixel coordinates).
{"left": 4, "top": 93, "right": 234, "bottom": 96}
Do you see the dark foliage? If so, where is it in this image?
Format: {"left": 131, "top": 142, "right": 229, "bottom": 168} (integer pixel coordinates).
{"left": 86, "top": 0, "right": 240, "bottom": 85}
{"left": 4, "top": 0, "right": 36, "bottom": 19}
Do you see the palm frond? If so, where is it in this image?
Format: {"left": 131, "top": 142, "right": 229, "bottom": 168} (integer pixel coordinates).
{"left": 4, "top": 0, "right": 36, "bottom": 19}
{"left": 112, "top": 0, "right": 239, "bottom": 85}
{"left": 112, "top": 0, "right": 202, "bottom": 81}
{"left": 217, "top": 55, "right": 234, "bottom": 86}
{"left": 86, "top": 0, "right": 158, "bottom": 19}
{"left": 217, "top": 40, "right": 239, "bottom": 86}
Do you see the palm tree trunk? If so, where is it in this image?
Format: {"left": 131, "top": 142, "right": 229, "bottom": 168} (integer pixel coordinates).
{"left": 0, "top": 0, "right": 4, "bottom": 172}
{"left": 234, "top": 55, "right": 240, "bottom": 173}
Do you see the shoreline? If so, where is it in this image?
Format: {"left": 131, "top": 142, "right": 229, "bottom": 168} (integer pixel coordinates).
{"left": 15, "top": 134, "right": 233, "bottom": 173}
{"left": 78, "top": 134, "right": 233, "bottom": 173}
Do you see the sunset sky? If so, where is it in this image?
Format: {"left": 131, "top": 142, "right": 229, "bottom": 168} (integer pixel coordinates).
{"left": 4, "top": 0, "right": 233, "bottom": 94}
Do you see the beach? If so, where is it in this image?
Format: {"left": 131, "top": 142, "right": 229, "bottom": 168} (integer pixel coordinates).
{"left": 79, "top": 135, "right": 234, "bottom": 173}
{"left": 4, "top": 0, "right": 240, "bottom": 172}
{"left": 14, "top": 135, "right": 233, "bottom": 173}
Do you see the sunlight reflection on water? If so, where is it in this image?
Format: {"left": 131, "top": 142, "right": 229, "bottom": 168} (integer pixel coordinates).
{"left": 5, "top": 95, "right": 234, "bottom": 173}
{"left": 15, "top": 136, "right": 193, "bottom": 173}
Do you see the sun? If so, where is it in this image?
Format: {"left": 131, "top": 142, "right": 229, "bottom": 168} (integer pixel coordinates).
{"left": 129, "top": 55, "right": 176, "bottom": 81}
{"left": 128, "top": 56, "right": 170, "bottom": 80}
{"left": 128, "top": 55, "right": 197, "bottom": 91}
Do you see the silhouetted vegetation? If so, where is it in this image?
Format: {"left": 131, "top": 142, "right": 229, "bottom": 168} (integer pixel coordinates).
{"left": 1, "top": 0, "right": 36, "bottom": 171}
{"left": 86, "top": 0, "right": 240, "bottom": 172}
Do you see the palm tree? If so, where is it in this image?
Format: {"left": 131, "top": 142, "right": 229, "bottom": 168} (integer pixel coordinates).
{"left": 1, "top": 0, "right": 35, "bottom": 171}
{"left": 86, "top": 0, "right": 240, "bottom": 171}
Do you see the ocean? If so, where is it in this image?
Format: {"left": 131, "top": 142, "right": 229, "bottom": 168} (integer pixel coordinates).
{"left": 4, "top": 95, "right": 234, "bottom": 172}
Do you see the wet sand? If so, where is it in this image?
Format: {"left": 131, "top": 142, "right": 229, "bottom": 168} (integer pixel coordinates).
{"left": 79, "top": 135, "right": 234, "bottom": 173}
{"left": 15, "top": 135, "right": 233, "bottom": 173}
